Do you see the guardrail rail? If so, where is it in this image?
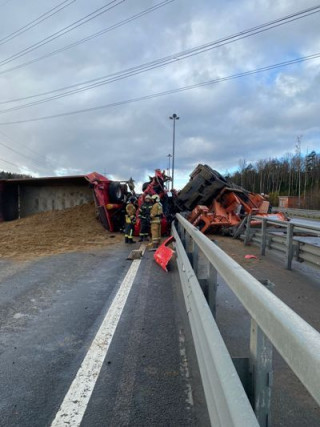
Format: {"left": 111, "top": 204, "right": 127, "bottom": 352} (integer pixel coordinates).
{"left": 243, "top": 216, "right": 320, "bottom": 270}
{"left": 173, "top": 213, "right": 320, "bottom": 427}
{"left": 273, "top": 207, "right": 320, "bottom": 219}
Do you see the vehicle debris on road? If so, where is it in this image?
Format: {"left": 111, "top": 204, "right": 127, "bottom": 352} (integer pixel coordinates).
{"left": 174, "top": 164, "right": 287, "bottom": 236}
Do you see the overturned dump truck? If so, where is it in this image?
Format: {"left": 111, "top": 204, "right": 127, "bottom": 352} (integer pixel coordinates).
{"left": 86, "top": 164, "right": 286, "bottom": 239}
{"left": 86, "top": 169, "right": 174, "bottom": 235}
{"left": 175, "top": 164, "right": 287, "bottom": 235}
{"left": 85, "top": 172, "right": 132, "bottom": 232}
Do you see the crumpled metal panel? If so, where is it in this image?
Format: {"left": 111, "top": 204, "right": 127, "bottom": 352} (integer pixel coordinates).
{"left": 154, "top": 236, "right": 175, "bottom": 272}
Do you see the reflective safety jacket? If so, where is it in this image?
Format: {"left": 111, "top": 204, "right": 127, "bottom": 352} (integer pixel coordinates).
{"left": 150, "top": 202, "right": 163, "bottom": 224}
{"left": 139, "top": 202, "right": 152, "bottom": 222}
{"left": 125, "top": 203, "right": 136, "bottom": 224}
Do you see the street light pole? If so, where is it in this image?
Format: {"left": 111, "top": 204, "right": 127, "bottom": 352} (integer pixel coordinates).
{"left": 167, "top": 154, "right": 172, "bottom": 179}
{"left": 169, "top": 113, "right": 179, "bottom": 191}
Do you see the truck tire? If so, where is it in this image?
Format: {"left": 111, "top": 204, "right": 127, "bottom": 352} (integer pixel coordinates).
{"left": 142, "top": 181, "right": 151, "bottom": 192}
{"left": 109, "top": 182, "right": 123, "bottom": 203}
{"left": 98, "top": 206, "right": 110, "bottom": 230}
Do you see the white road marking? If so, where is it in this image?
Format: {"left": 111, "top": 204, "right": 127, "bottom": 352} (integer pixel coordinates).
{"left": 51, "top": 247, "right": 145, "bottom": 426}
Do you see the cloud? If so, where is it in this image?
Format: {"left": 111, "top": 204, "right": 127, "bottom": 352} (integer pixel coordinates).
{"left": 0, "top": 0, "right": 319, "bottom": 189}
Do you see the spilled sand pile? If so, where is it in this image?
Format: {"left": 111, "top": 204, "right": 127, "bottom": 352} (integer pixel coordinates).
{"left": 0, "top": 202, "right": 122, "bottom": 260}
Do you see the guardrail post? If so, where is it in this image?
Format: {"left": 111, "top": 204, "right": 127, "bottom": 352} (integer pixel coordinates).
{"left": 250, "top": 318, "right": 273, "bottom": 427}
{"left": 175, "top": 219, "right": 181, "bottom": 238}
{"left": 180, "top": 226, "right": 186, "bottom": 247}
{"left": 197, "top": 254, "right": 218, "bottom": 317}
{"left": 208, "top": 264, "right": 218, "bottom": 318}
{"left": 267, "top": 234, "right": 272, "bottom": 249}
{"left": 285, "top": 222, "right": 294, "bottom": 270}
{"left": 260, "top": 218, "right": 267, "bottom": 256}
{"left": 192, "top": 242, "right": 199, "bottom": 276}
{"left": 249, "top": 280, "right": 273, "bottom": 427}
{"left": 244, "top": 214, "right": 252, "bottom": 245}
{"left": 185, "top": 232, "right": 193, "bottom": 264}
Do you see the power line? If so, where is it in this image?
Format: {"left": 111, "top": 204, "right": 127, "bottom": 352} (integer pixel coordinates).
{"left": 0, "top": 3, "right": 318, "bottom": 113}
{"left": 0, "top": 128, "right": 48, "bottom": 165}
{"left": 0, "top": 52, "right": 319, "bottom": 125}
{"left": 0, "top": 157, "right": 21, "bottom": 169}
{"left": 0, "top": 0, "right": 77, "bottom": 47}
{"left": 0, "top": 128, "right": 47, "bottom": 168}
{"left": 0, "top": 129, "right": 61, "bottom": 173}
{"left": 0, "top": 137, "right": 44, "bottom": 168}
{"left": 0, "top": 0, "right": 175, "bottom": 77}
{"left": 0, "top": 0, "right": 125, "bottom": 68}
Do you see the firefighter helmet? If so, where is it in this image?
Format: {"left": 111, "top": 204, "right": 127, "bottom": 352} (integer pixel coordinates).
{"left": 152, "top": 194, "right": 160, "bottom": 202}
{"left": 145, "top": 194, "right": 151, "bottom": 200}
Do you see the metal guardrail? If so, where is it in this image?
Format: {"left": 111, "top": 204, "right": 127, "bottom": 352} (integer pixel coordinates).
{"left": 173, "top": 213, "right": 320, "bottom": 427}
{"left": 273, "top": 207, "right": 320, "bottom": 219}
{"left": 172, "top": 224, "right": 259, "bottom": 427}
{"left": 244, "top": 217, "right": 320, "bottom": 270}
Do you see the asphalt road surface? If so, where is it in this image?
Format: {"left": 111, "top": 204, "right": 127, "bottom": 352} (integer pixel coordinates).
{"left": 1, "top": 233, "right": 320, "bottom": 427}
{"left": 0, "top": 244, "right": 209, "bottom": 427}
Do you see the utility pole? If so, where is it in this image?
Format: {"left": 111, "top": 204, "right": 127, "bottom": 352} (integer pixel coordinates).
{"left": 169, "top": 113, "right": 179, "bottom": 191}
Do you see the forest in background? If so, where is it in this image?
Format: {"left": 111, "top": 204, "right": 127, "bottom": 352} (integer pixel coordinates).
{"left": 229, "top": 150, "right": 319, "bottom": 208}
{"left": 0, "top": 171, "right": 31, "bottom": 180}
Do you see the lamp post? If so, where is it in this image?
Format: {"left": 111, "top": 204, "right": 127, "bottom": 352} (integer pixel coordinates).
{"left": 169, "top": 113, "right": 179, "bottom": 191}
{"left": 167, "top": 153, "right": 172, "bottom": 179}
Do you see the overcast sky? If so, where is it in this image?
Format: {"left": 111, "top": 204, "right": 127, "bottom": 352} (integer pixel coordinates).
{"left": 0, "top": 0, "right": 319, "bottom": 190}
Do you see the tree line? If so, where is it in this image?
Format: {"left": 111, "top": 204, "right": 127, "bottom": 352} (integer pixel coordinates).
{"left": 0, "top": 171, "right": 32, "bottom": 180}
{"left": 228, "top": 151, "right": 320, "bottom": 208}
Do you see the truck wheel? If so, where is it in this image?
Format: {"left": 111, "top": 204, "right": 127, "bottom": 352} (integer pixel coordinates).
{"left": 98, "top": 206, "right": 110, "bottom": 230}
{"left": 142, "top": 181, "right": 150, "bottom": 192}
{"left": 109, "top": 182, "right": 123, "bottom": 202}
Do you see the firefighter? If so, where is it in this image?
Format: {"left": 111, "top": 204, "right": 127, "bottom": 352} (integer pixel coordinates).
{"left": 125, "top": 197, "right": 136, "bottom": 243}
{"left": 138, "top": 194, "right": 152, "bottom": 242}
{"left": 150, "top": 194, "right": 163, "bottom": 249}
